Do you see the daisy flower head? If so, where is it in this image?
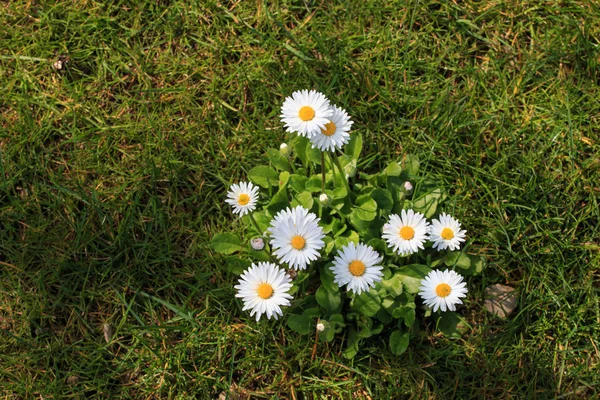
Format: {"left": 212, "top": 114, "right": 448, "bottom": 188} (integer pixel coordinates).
{"left": 225, "top": 182, "right": 259, "bottom": 216}
{"left": 268, "top": 206, "right": 325, "bottom": 270}
{"left": 235, "top": 262, "right": 293, "bottom": 321}
{"left": 330, "top": 242, "right": 384, "bottom": 295}
{"left": 418, "top": 269, "right": 468, "bottom": 312}
{"left": 430, "top": 213, "right": 467, "bottom": 251}
{"left": 280, "top": 90, "right": 333, "bottom": 137}
{"left": 308, "top": 105, "right": 353, "bottom": 152}
{"left": 382, "top": 209, "right": 430, "bottom": 256}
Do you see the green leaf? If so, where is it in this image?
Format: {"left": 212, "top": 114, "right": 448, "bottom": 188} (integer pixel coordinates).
{"left": 357, "top": 317, "right": 375, "bottom": 338}
{"left": 352, "top": 290, "right": 381, "bottom": 317}
{"left": 323, "top": 236, "right": 335, "bottom": 256}
{"left": 396, "top": 264, "right": 432, "bottom": 293}
{"left": 326, "top": 186, "right": 348, "bottom": 200}
{"left": 384, "top": 162, "right": 402, "bottom": 177}
{"left": 316, "top": 286, "right": 342, "bottom": 314}
{"left": 437, "top": 312, "right": 466, "bottom": 338}
{"left": 293, "top": 137, "right": 311, "bottom": 167}
{"left": 319, "top": 265, "right": 339, "bottom": 293}
{"left": 267, "top": 189, "right": 289, "bottom": 215}
{"left": 402, "top": 307, "right": 416, "bottom": 327}
{"left": 210, "top": 233, "right": 243, "bottom": 255}
{"left": 287, "top": 314, "right": 313, "bottom": 335}
{"left": 305, "top": 176, "right": 322, "bottom": 192}
{"left": 412, "top": 188, "right": 445, "bottom": 218}
{"left": 279, "top": 171, "right": 290, "bottom": 188}
{"left": 250, "top": 211, "right": 271, "bottom": 233}
{"left": 402, "top": 154, "right": 420, "bottom": 175}
{"left": 267, "top": 148, "right": 292, "bottom": 172}
{"left": 248, "top": 165, "right": 279, "bottom": 188}
{"left": 349, "top": 210, "right": 371, "bottom": 232}
{"left": 342, "top": 327, "right": 360, "bottom": 359}
{"left": 389, "top": 329, "right": 410, "bottom": 355}
{"left": 345, "top": 133, "right": 363, "bottom": 160}
{"left": 353, "top": 195, "right": 378, "bottom": 221}
{"left": 446, "top": 252, "right": 485, "bottom": 275}
{"left": 303, "top": 307, "right": 322, "bottom": 318}
{"left": 294, "top": 191, "right": 314, "bottom": 209}
{"left": 225, "top": 256, "right": 250, "bottom": 274}
{"left": 329, "top": 314, "right": 345, "bottom": 331}
{"left": 288, "top": 174, "right": 308, "bottom": 193}
{"left": 381, "top": 274, "right": 404, "bottom": 297}
{"left": 371, "top": 188, "right": 394, "bottom": 212}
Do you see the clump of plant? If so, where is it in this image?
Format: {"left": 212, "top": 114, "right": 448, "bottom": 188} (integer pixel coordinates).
{"left": 211, "top": 90, "right": 484, "bottom": 357}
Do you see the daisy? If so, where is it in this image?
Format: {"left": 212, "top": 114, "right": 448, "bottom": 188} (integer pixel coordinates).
{"left": 330, "top": 242, "right": 384, "bottom": 295}
{"left": 225, "top": 182, "right": 259, "bottom": 216}
{"left": 308, "top": 105, "right": 353, "bottom": 152}
{"left": 430, "top": 213, "right": 467, "bottom": 251}
{"left": 382, "top": 209, "right": 430, "bottom": 256}
{"left": 268, "top": 206, "right": 325, "bottom": 270}
{"left": 280, "top": 90, "right": 333, "bottom": 137}
{"left": 418, "top": 269, "right": 468, "bottom": 312}
{"left": 235, "top": 262, "right": 293, "bottom": 321}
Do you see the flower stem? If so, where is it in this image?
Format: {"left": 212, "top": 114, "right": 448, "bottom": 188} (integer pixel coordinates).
{"left": 332, "top": 152, "right": 351, "bottom": 193}
{"left": 320, "top": 152, "right": 326, "bottom": 193}
{"left": 248, "top": 213, "right": 262, "bottom": 235}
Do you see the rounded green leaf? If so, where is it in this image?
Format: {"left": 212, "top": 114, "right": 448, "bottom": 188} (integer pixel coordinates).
{"left": 316, "top": 286, "right": 342, "bottom": 314}
{"left": 287, "top": 314, "right": 313, "bottom": 335}
{"left": 248, "top": 165, "right": 279, "bottom": 188}
{"left": 353, "top": 195, "right": 377, "bottom": 221}
{"left": 210, "top": 233, "right": 243, "bottom": 255}
{"left": 396, "top": 264, "right": 432, "bottom": 294}
{"left": 371, "top": 188, "right": 394, "bottom": 212}
{"left": 351, "top": 291, "right": 381, "bottom": 317}
{"left": 389, "top": 329, "right": 409, "bottom": 355}
{"left": 267, "top": 148, "right": 291, "bottom": 172}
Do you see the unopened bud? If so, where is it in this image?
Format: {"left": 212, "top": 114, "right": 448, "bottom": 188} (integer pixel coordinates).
{"left": 319, "top": 193, "right": 330, "bottom": 205}
{"left": 279, "top": 143, "right": 289, "bottom": 156}
{"left": 316, "top": 323, "right": 325, "bottom": 332}
{"left": 404, "top": 181, "right": 413, "bottom": 191}
{"left": 250, "top": 237, "right": 265, "bottom": 251}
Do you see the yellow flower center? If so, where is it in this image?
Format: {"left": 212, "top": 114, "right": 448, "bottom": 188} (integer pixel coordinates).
{"left": 298, "top": 106, "right": 315, "bottom": 121}
{"left": 399, "top": 226, "right": 415, "bottom": 240}
{"left": 348, "top": 260, "right": 366, "bottom": 277}
{"left": 435, "top": 283, "right": 452, "bottom": 298}
{"left": 257, "top": 283, "right": 274, "bottom": 299}
{"left": 321, "top": 121, "right": 336, "bottom": 136}
{"left": 441, "top": 227, "right": 454, "bottom": 240}
{"left": 291, "top": 235, "right": 306, "bottom": 250}
{"left": 237, "top": 193, "right": 250, "bottom": 206}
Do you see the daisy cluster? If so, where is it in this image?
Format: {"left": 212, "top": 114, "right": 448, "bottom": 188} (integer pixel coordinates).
{"left": 217, "top": 89, "right": 475, "bottom": 335}
{"left": 280, "top": 89, "right": 353, "bottom": 152}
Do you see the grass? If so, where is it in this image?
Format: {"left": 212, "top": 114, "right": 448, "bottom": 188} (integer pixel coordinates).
{"left": 1, "top": 0, "right": 599, "bottom": 398}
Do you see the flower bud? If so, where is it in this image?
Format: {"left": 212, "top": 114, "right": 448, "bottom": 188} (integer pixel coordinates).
{"left": 250, "top": 237, "right": 265, "bottom": 251}
{"left": 279, "top": 143, "right": 289, "bottom": 156}
{"left": 404, "top": 181, "right": 413, "bottom": 191}
{"left": 316, "top": 322, "right": 325, "bottom": 332}
{"left": 319, "top": 193, "right": 331, "bottom": 205}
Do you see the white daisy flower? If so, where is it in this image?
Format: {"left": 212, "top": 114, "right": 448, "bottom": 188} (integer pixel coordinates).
{"left": 280, "top": 90, "right": 333, "bottom": 137}
{"left": 418, "top": 269, "right": 468, "bottom": 312}
{"left": 330, "top": 242, "right": 384, "bottom": 295}
{"left": 430, "top": 213, "right": 467, "bottom": 251}
{"left": 308, "top": 105, "right": 353, "bottom": 152}
{"left": 268, "top": 206, "right": 325, "bottom": 270}
{"left": 382, "top": 209, "right": 430, "bottom": 256}
{"left": 234, "top": 262, "right": 293, "bottom": 321}
{"left": 224, "top": 182, "right": 259, "bottom": 216}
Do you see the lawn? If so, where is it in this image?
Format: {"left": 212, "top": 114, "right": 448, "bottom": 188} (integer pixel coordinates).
{"left": 1, "top": 0, "right": 599, "bottom": 398}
